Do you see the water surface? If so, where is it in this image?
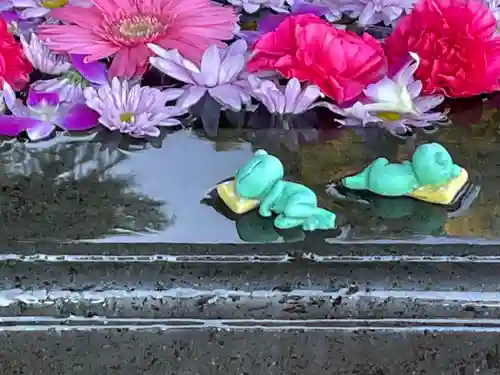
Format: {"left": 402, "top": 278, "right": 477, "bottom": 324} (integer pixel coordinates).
{"left": 1, "top": 104, "right": 499, "bottom": 245}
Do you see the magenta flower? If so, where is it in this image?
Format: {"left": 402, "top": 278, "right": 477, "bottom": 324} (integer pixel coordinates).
{"left": 0, "top": 82, "right": 99, "bottom": 141}
{"left": 36, "top": 0, "right": 237, "bottom": 78}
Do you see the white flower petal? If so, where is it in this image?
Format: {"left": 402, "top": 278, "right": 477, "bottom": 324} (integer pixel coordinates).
{"left": 199, "top": 45, "right": 221, "bottom": 86}
{"left": 177, "top": 86, "right": 207, "bottom": 109}
{"left": 209, "top": 85, "right": 244, "bottom": 111}
{"left": 284, "top": 78, "right": 302, "bottom": 113}
{"left": 293, "top": 84, "right": 321, "bottom": 114}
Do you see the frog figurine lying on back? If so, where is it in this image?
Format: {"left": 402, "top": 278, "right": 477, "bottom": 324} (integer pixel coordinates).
{"left": 341, "top": 142, "right": 468, "bottom": 205}
{"left": 218, "top": 150, "right": 336, "bottom": 231}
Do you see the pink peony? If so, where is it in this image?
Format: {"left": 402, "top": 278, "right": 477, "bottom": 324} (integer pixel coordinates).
{"left": 36, "top": 0, "right": 237, "bottom": 78}
{"left": 247, "top": 14, "right": 387, "bottom": 105}
{"left": 384, "top": 0, "right": 500, "bottom": 97}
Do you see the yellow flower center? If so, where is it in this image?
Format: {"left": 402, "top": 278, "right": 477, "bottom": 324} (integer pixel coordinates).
{"left": 376, "top": 111, "right": 402, "bottom": 121}
{"left": 240, "top": 20, "right": 257, "bottom": 31}
{"left": 119, "top": 112, "right": 135, "bottom": 123}
{"left": 40, "top": 0, "right": 68, "bottom": 9}
{"left": 118, "top": 15, "right": 165, "bottom": 39}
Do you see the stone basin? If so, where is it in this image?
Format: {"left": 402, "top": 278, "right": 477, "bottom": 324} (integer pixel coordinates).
{"left": 1, "top": 115, "right": 500, "bottom": 374}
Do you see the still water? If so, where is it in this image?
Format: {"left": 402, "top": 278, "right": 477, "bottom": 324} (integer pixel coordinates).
{"left": 0, "top": 100, "right": 499, "bottom": 244}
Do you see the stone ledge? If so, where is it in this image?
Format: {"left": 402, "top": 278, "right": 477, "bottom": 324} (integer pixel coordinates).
{"left": 0, "top": 327, "right": 499, "bottom": 375}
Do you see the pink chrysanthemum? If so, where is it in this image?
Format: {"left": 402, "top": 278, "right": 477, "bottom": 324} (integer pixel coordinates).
{"left": 36, "top": 0, "right": 237, "bottom": 78}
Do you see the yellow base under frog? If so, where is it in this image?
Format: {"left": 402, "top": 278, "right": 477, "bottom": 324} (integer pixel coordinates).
{"left": 406, "top": 168, "right": 468, "bottom": 205}
{"left": 216, "top": 180, "right": 260, "bottom": 214}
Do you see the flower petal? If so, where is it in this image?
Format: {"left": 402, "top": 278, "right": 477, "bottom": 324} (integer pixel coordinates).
{"left": 27, "top": 89, "right": 59, "bottom": 107}
{"left": 0, "top": 115, "right": 37, "bottom": 136}
{"left": 284, "top": 78, "right": 302, "bottom": 113}
{"left": 177, "top": 86, "right": 207, "bottom": 109}
{"left": 294, "top": 85, "right": 322, "bottom": 114}
{"left": 70, "top": 54, "right": 108, "bottom": 85}
{"left": 26, "top": 121, "right": 55, "bottom": 141}
{"left": 208, "top": 84, "right": 243, "bottom": 111}
{"left": 162, "top": 88, "right": 185, "bottom": 102}
{"left": 60, "top": 103, "right": 99, "bottom": 130}
{"left": 363, "top": 77, "right": 401, "bottom": 104}
{"left": 3, "top": 82, "right": 29, "bottom": 117}
{"left": 199, "top": 44, "right": 221, "bottom": 86}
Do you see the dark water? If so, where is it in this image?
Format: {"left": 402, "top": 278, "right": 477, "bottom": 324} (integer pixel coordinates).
{"left": 1, "top": 97, "right": 500, "bottom": 245}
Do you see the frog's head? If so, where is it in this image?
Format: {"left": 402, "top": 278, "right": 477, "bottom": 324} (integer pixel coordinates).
{"left": 412, "top": 143, "right": 461, "bottom": 185}
{"left": 235, "top": 149, "right": 284, "bottom": 199}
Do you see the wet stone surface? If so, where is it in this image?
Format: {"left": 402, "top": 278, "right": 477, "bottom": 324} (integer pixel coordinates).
{"left": 1, "top": 121, "right": 500, "bottom": 373}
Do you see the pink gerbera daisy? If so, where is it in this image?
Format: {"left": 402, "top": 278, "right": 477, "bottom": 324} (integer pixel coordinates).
{"left": 36, "top": 0, "right": 237, "bottom": 78}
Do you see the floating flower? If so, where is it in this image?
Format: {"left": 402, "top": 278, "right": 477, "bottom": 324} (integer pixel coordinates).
{"left": 238, "top": 0, "right": 328, "bottom": 43}
{"left": 21, "top": 32, "right": 71, "bottom": 75}
{"left": 83, "top": 78, "right": 186, "bottom": 138}
{"left": 0, "top": 17, "right": 32, "bottom": 91}
{"left": 1, "top": 10, "right": 41, "bottom": 35}
{"left": 31, "top": 54, "right": 109, "bottom": 103}
{"left": 384, "top": 0, "right": 500, "bottom": 97}
{"left": 227, "top": 0, "right": 288, "bottom": 13}
{"left": 247, "top": 14, "right": 387, "bottom": 105}
{"left": 325, "top": 54, "right": 446, "bottom": 134}
{"left": 13, "top": 0, "right": 91, "bottom": 19}
{"left": 37, "top": 0, "right": 237, "bottom": 79}
{"left": 324, "top": 0, "right": 414, "bottom": 26}
{"left": 486, "top": 0, "right": 500, "bottom": 28}
{"left": 0, "top": 82, "right": 99, "bottom": 140}
{"left": 149, "top": 40, "right": 253, "bottom": 111}
{"left": 0, "top": 1, "right": 12, "bottom": 11}
{"left": 248, "top": 76, "right": 327, "bottom": 115}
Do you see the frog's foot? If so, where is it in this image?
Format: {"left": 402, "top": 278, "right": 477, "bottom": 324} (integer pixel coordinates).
{"left": 302, "top": 208, "right": 336, "bottom": 231}
{"left": 274, "top": 214, "right": 306, "bottom": 230}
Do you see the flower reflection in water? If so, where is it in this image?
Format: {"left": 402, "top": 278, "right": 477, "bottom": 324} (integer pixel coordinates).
{"left": 0, "top": 139, "right": 170, "bottom": 241}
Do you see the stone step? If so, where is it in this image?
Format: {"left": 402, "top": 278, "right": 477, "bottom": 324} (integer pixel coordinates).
{"left": 0, "top": 324, "right": 499, "bottom": 374}
{"left": 0, "top": 255, "right": 498, "bottom": 321}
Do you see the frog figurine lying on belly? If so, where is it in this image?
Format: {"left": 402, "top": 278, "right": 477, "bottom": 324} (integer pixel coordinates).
{"left": 217, "top": 149, "right": 336, "bottom": 231}
{"left": 341, "top": 142, "right": 468, "bottom": 205}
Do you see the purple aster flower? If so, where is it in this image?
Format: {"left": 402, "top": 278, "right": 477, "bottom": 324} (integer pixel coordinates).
{"left": 148, "top": 40, "right": 255, "bottom": 112}
{"left": 323, "top": 0, "right": 415, "bottom": 26}
{"left": 227, "top": 0, "right": 289, "bottom": 14}
{"left": 248, "top": 76, "right": 331, "bottom": 116}
{"left": 0, "top": 82, "right": 99, "bottom": 141}
{"left": 31, "top": 54, "right": 108, "bottom": 103}
{"left": 12, "top": 0, "right": 91, "bottom": 19}
{"left": 324, "top": 53, "right": 446, "bottom": 135}
{"left": 83, "top": 78, "right": 186, "bottom": 138}
{"left": 238, "top": 0, "right": 329, "bottom": 43}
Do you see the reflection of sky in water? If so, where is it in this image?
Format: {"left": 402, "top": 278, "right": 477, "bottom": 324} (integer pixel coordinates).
{"left": 3, "top": 128, "right": 490, "bottom": 244}
{"left": 91, "top": 130, "right": 254, "bottom": 243}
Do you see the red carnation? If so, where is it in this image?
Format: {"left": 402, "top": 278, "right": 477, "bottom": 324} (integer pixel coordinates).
{"left": 0, "top": 18, "right": 32, "bottom": 91}
{"left": 384, "top": 0, "right": 500, "bottom": 98}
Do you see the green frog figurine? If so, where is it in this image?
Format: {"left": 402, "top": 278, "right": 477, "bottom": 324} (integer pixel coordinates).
{"left": 217, "top": 149, "right": 336, "bottom": 231}
{"left": 341, "top": 142, "right": 468, "bottom": 205}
